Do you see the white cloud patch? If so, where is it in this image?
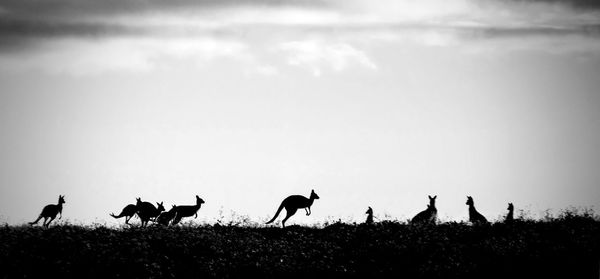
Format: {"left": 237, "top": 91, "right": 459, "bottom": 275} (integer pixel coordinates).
{"left": 277, "top": 40, "right": 376, "bottom": 76}
{"left": 0, "top": 37, "right": 249, "bottom": 76}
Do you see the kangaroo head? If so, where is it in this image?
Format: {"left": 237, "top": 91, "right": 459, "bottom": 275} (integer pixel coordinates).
{"left": 310, "top": 189, "right": 320, "bottom": 200}
{"left": 466, "top": 196, "right": 474, "bottom": 206}
{"left": 508, "top": 203, "right": 514, "bottom": 211}
{"left": 428, "top": 195, "right": 437, "bottom": 207}
{"left": 196, "top": 195, "right": 205, "bottom": 205}
{"left": 366, "top": 206, "right": 373, "bottom": 214}
{"left": 136, "top": 197, "right": 142, "bottom": 205}
{"left": 58, "top": 195, "right": 65, "bottom": 204}
{"left": 156, "top": 202, "right": 165, "bottom": 212}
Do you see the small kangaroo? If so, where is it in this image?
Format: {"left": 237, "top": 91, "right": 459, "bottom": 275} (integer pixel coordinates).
{"left": 29, "top": 195, "right": 65, "bottom": 228}
{"left": 136, "top": 198, "right": 165, "bottom": 227}
{"left": 365, "top": 206, "right": 374, "bottom": 225}
{"left": 411, "top": 195, "right": 438, "bottom": 224}
{"left": 466, "top": 196, "right": 488, "bottom": 224}
{"left": 110, "top": 203, "right": 138, "bottom": 225}
{"left": 266, "top": 189, "right": 320, "bottom": 228}
{"left": 505, "top": 202, "right": 514, "bottom": 223}
{"left": 156, "top": 205, "right": 178, "bottom": 226}
{"left": 171, "top": 195, "right": 205, "bottom": 225}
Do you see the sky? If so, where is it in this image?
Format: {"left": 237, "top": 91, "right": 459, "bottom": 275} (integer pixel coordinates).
{"left": 0, "top": 0, "right": 599, "bottom": 226}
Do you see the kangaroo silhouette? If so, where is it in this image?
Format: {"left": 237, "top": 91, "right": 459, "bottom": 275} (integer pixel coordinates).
{"left": 266, "top": 189, "right": 320, "bottom": 228}
{"left": 136, "top": 198, "right": 165, "bottom": 227}
{"left": 505, "top": 202, "right": 514, "bottom": 223}
{"left": 171, "top": 195, "right": 204, "bottom": 225}
{"left": 110, "top": 203, "right": 138, "bottom": 225}
{"left": 411, "top": 195, "right": 438, "bottom": 224}
{"left": 365, "top": 206, "right": 374, "bottom": 225}
{"left": 156, "top": 205, "right": 178, "bottom": 226}
{"left": 466, "top": 196, "right": 488, "bottom": 224}
{"left": 29, "top": 195, "right": 65, "bottom": 228}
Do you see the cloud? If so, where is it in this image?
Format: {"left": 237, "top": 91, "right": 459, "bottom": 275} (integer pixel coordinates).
{"left": 0, "top": 37, "right": 250, "bottom": 75}
{"left": 0, "top": 0, "right": 598, "bottom": 75}
{"left": 277, "top": 40, "right": 376, "bottom": 76}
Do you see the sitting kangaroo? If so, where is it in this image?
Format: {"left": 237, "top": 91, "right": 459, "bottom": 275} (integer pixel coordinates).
{"left": 156, "top": 205, "right": 178, "bottom": 226}
{"left": 365, "top": 206, "right": 374, "bottom": 225}
{"left": 110, "top": 203, "right": 138, "bottom": 225}
{"left": 411, "top": 195, "right": 438, "bottom": 224}
{"left": 266, "top": 189, "right": 320, "bottom": 228}
{"left": 466, "top": 196, "right": 488, "bottom": 224}
{"left": 505, "top": 202, "right": 514, "bottom": 223}
{"left": 171, "top": 195, "right": 205, "bottom": 225}
{"left": 136, "top": 198, "right": 165, "bottom": 227}
{"left": 30, "top": 195, "right": 65, "bottom": 228}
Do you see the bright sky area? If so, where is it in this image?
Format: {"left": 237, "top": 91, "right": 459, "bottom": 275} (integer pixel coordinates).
{"left": 0, "top": 0, "right": 599, "bottom": 226}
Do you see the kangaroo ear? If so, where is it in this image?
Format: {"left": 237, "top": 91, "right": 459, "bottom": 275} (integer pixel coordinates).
{"left": 434, "top": 195, "right": 437, "bottom": 199}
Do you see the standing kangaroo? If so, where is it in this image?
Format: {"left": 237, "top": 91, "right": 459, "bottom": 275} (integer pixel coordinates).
{"left": 136, "top": 198, "right": 165, "bottom": 227}
{"left": 505, "top": 202, "right": 514, "bottom": 223}
{"left": 110, "top": 203, "right": 138, "bottom": 225}
{"left": 365, "top": 206, "right": 374, "bottom": 225}
{"left": 266, "top": 189, "right": 320, "bottom": 228}
{"left": 156, "top": 205, "right": 178, "bottom": 226}
{"left": 29, "top": 195, "right": 65, "bottom": 228}
{"left": 411, "top": 195, "right": 438, "bottom": 224}
{"left": 466, "top": 196, "right": 488, "bottom": 224}
{"left": 171, "top": 195, "right": 205, "bottom": 225}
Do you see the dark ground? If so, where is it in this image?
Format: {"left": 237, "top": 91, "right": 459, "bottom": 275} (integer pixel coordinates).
{"left": 1, "top": 213, "right": 599, "bottom": 278}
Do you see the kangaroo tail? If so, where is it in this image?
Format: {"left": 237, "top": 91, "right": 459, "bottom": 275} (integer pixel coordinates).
{"left": 266, "top": 202, "right": 285, "bottom": 224}
{"left": 110, "top": 213, "right": 122, "bottom": 219}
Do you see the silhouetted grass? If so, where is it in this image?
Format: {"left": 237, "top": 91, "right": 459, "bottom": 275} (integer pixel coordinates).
{"left": 0, "top": 212, "right": 599, "bottom": 278}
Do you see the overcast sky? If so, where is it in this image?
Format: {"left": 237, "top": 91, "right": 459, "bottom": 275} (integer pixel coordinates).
{"left": 0, "top": 0, "right": 599, "bottom": 226}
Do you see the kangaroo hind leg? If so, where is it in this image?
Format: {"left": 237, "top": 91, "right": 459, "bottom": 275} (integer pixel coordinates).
{"left": 282, "top": 208, "right": 298, "bottom": 228}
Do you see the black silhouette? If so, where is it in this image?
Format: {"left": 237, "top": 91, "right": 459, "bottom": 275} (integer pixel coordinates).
{"left": 135, "top": 198, "right": 165, "bottom": 227}
{"left": 266, "top": 189, "right": 320, "bottom": 228}
{"left": 466, "top": 196, "right": 488, "bottom": 224}
{"left": 110, "top": 203, "right": 138, "bottom": 225}
{"left": 505, "top": 202, "right": 514, "bottom": 223}
{"left": 156, "top": 205, "right": 178, "bottom": 226}
{"left": 29, "top": 195, "right": 65, "bottom": 228}
{"left": 171, "top": 195, "right": 204, "bottom": 225}
{"left": 365, "top": 206, "right": 374, "bottom": 224}
{"left": 411, "top": 195, "right": 438, "bottom": 224}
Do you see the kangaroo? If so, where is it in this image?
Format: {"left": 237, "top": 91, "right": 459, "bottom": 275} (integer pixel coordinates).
{"left": 266, "top": 189, "right": 320, "bottom": 228}
{"left": 505, "top": 202, "right": 514, "bottom": 223}
{"left": 466, "top": 196, "right": 488, "bottom": 224}
{"left": 29, "top": 195, "right": 65, "bottom": 228}
{"left": 136, "top": 198, "right": 165, "bottom": 227}
{"left": 411, "top": 195, "right": 438, "bottom": 224}
{"left": 365, "top": 206, "right": 374, "bottom": 225}
{"left": 110, "top": 203, "right": 138, "bottom": 225}
{"left": 172, "top": 195, "right": 205, "bottom": 225}
{"left": 156, "top": 205, "right": 178, "bottom": 226}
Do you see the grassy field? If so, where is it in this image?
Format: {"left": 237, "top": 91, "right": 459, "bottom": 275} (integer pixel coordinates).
{"left": 1, "top": 212, "right": 599, "bottom": 278}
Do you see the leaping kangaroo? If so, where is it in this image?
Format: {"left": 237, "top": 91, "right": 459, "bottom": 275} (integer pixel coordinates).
{"left": 136, "top": 198, "right": 165, "bottom": 227}
{"left": 171, "top": 195, "right": 204, "bottom": 225}
{"left": 266, "top": 189, "right": 320, "bottom": 228}
{"left": 110, "top": 203, "right": 138, "bottom": 225}
{"left": 29, "top": 195, "right": 65, "bottom": 228}
{"left": 466, "top": 196, "right": 488, "bottom": 224}
{"left": 505, "top": 202, "right": 514, "bottom": 223}
{"left": 411, "top": 195, "right": 438, "bottom": 224}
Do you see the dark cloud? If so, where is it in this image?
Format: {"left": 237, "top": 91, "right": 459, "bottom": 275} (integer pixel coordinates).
{"left": 507, "top": 0, "right": 600, "bottom": 10}
{"left": 0, "top": 0, "right": 329, "bottom": 18}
